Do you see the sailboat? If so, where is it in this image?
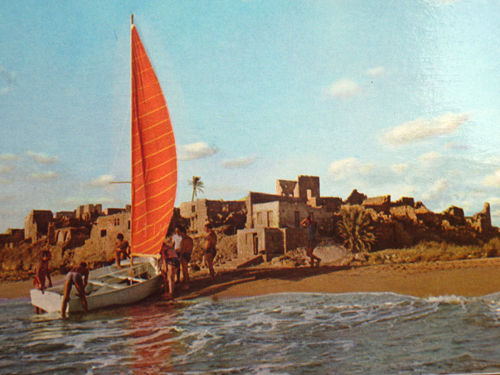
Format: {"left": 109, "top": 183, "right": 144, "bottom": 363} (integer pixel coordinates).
{"left": 30, "top": 17, "right": 177, "bottom": 314}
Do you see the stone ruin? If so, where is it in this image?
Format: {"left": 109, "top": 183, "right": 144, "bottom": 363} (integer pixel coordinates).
{"left": 234, "top": 175, "right": 500, "bottom": 262}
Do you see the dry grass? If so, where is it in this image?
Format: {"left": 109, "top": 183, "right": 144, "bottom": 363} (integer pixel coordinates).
{"left": 366, "top": 238, "right": 500, "bottom": 265}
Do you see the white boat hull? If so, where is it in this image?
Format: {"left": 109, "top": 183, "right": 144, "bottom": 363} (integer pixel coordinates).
{"left": 30, "top": 257, "right": 163, "bottom": 314}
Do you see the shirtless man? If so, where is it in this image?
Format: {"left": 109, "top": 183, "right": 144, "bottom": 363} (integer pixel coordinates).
{"left": 160, "top": 242, "right": 180, "bottom": 300}
{"left": 114, "top": 233, "right": 130, "bottom": 268}
{"left": 61, "top": 262, "right": 89, "bottom": 318}
{"left": 35, "top": 250, "right": 53, "bottom": 294}
{"left": 171, "top": 227, "right": 183, "bottom": 283}
{"left": 204, "top": 223, "right": 217, "bottom": 281}
{"left": 178, "top": 226, "right": 193, "bottom": 290}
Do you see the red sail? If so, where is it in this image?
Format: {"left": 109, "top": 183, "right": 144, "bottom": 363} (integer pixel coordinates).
{"left": 131, "top": 25, "right": 177, "bottom": 255}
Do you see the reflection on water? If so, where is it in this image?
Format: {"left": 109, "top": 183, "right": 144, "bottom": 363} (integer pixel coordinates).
{"left": 2, "top": 292, "right": 500, "bottom": 374}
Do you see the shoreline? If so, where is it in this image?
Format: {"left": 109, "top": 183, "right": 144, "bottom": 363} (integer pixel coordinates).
{"left": 3, "top": 257, "right": 500, "bottom": 301}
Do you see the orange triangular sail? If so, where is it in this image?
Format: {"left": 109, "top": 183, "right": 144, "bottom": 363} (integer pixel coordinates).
{"left": 131, "top": 24, "right": 177, "bottom": 255}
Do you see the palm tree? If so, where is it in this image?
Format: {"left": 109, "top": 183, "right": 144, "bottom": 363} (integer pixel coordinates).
{"left": 337, "top": 205, "right": 376, "bottom": 258}
{"left": 188, "top": 176, "right": 204, "bottom": 201}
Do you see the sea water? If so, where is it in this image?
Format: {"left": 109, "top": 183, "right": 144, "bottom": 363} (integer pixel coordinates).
{"left": 2, "top": 292, "right": 500, "bottom": 375}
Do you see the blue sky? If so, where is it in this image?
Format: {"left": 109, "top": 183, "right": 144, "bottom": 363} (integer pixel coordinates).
{"left": 1, "top": 0, "right": 500, "bottom": 231}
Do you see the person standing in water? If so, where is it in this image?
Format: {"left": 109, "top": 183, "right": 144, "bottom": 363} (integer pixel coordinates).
{"left": 61, "top": 262, "right": 89, "bottom": 318}
{"left": 160, "top": 242, "right": 180, "bottom": 300}
{"left": 34, "top": 250, "right": 53, "bottom": 294}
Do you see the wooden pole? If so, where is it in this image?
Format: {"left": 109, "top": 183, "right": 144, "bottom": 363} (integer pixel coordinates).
{"left": 131, "top": 14, "right": 134, "bottom": 25}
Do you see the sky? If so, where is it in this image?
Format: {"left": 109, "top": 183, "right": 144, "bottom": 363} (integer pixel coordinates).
{"left": 1, "top": 0, "right": 500, "bottom": 232}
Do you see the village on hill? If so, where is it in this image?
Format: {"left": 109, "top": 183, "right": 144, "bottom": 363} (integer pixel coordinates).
{"left": 0, "top": 175, "right": 499, "bottom": 281}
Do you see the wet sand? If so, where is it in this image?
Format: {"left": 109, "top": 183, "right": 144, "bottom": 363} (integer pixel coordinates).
{"left": 4, "top": 258, "right": 500, "bottom": 300}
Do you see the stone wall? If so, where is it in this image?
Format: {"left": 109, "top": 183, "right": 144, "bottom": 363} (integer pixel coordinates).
{"left": 295, "top": 175, "right": 320, "bottom": 199}
{"left": 237, "top": 227, "right": 264, "bottom": 259}
{"left": 245, "top": 192, "right": 307, "bottom": 229}
{"left": 363, "top": 195, "right": 391, "bottom": 213}
{"left": 24, "top": 210, "right": 53, "bottom": 241}
{"left": 76, "top": 204, "right": 102, "bottom": 221}
{"left": 180, "top": 199, "right": 246, "bottom": 233}
{"left": 276, "top": 179, "right": 297, "bottom": 197}
{"left": 79, "top": 211, "right": 131, "bottom": 263}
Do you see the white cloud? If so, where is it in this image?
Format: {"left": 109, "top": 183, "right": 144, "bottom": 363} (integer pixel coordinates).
{"left": 493, "top": 209, "right": 500, "bottom": 219}
{"left": 31, "top": 171, "right": 59, "bottom": 180}
{"left": 381, "top": 112, "right": 470, "bottom": 145}
{"left": 222, "top": 156, "right": 257, "bottom": 169}
{"left": 422, "top": 178, "right": 449, "bottom": 200}
{"left": 419, "top": 151, "right": 441, "bottom": 162}
{"left": 366, "top": 66, "right": 385, "bottom": 77}
{"left": 178, "top": 142, "right": 218, "bottom": 161}
{"left": 26, "top": 151, "right": 59, "bottom": 164}
{"left": 484, "top": 169, "right": 500, "bottom": 187}
{"left": 324, "top": 79, "right": 361, "bottom": 98}
{"left": 391, "top": 163, "right": 407, "bottom": 173}
{"left": 0, "top": 153, "right": 20, "bottom": 161}
{"left": 89, "top": 174, "right": 116, "bottom": 187}
{"left": 487, "top": 197, "right": 500, "bottom": 205}
{"left": 328, "top": 157, "right": 374, "bottom": 180}
{"left": 402, "top": 185, "right": 418, "bottom": 196}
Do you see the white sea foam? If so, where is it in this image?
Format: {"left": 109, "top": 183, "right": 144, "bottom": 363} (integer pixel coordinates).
{"left": 3, "top": 292, "right": 500, "bottom": 374}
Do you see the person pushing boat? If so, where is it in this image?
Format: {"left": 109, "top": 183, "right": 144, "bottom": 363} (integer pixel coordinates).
{"left": 61, "top": 262, "right": 89, "bottom": 318}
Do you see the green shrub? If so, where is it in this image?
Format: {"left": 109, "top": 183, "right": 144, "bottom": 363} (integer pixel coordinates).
{"left": 337, "top": 205, "right": 376, "bottom": 255}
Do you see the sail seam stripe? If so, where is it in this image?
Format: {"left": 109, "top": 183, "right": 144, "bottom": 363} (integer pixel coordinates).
{"left": 133, "top": 166, "right": 177, "bottom": 188}
{"left": 132, "top": 144, "right": 175, "bottom": 167}
{"left": 133, "top": 184, "right": 176, "bottom": 208}
{"left": 132, "top": 200, "right": 174, "bottom": 232}
{"left": 137, "top": 105, "right": 167, "bottom": 119}
{"left": 132, "top": 121, "right": 172, "bottom": 142}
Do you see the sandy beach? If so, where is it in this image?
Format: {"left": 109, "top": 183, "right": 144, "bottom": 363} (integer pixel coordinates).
{"left": 3, "top": 257, "right": 500, "bottom": 301}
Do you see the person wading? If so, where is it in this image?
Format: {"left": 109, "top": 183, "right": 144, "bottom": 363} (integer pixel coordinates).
{"left": 61, "top": 262, "right": 89, "bottom": 318}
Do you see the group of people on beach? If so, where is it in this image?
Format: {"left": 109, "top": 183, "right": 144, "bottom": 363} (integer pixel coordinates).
{"left": 34, "top": 250, "right": 89, "bottom": 318}
{"left": 35, "top": 213, "right": 325, "bottom": 316}
{"left": 159, "top": 222, "right": 216, "bottom": 300}
{"left": 35, "top": 221, "right": 218, "bottom": 316}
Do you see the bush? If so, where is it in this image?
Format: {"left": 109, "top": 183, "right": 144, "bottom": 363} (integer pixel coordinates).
{"left": 483, "top": 237, "right": 500, "bottom": 258}
{"left": 337, "top": 205, "right": 376, "bottom": 255}
{"left": 363, "top": 240, "right": 494, "bottom": 265}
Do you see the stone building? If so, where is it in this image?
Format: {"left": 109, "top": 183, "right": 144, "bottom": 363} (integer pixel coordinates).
{"left": 236, "top": 175, "right": 497, "bottom": 263}
{"left": 24, "top": 210, "right": 54, "bottom": 241}
{"left": 238, "top": 175, "right": 342, "bottom": 261}
{"left": 179, "top": 199, "right": 246, "bottom": 233}
{"left": 0, "top": 228, "right": 24, "bottom": 249}
{"left": 76, "top": 204, "right": 102, "bottom": 221}
{"left": 82, "top": 211, "right": 131, "bottom": 260}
